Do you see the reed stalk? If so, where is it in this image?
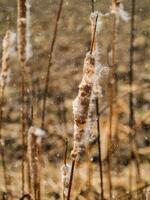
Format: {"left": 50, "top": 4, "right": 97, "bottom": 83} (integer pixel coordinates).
{"left": 62, "top": 139, "right": 68, "bottom": 200}
{"left": 41, "top": 0, "right": 64, "bottom": 129}
{"left": 17, "top": 0, "right": 27, "bottom": 195}
{"left": 96, "top": 97, "right": 104, "bottom": 200}
{"left": 128, "top": 0, "right": 141, "bottom": 195}
{"left": 27, "top": 127, "right": 45, "bottom": 200}
{"left": 129, "top": 1, "right": 136, "bottom": 188}
{"left": 0, "top": 30, "right": 16, "bottom": 200}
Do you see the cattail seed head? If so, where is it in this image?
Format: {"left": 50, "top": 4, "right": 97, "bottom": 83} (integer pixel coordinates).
{"left": 71, "top": 52, "right": 95, "bottom": 158}
{"left": 0, "top": 30, "right": 16, "bottom": 90}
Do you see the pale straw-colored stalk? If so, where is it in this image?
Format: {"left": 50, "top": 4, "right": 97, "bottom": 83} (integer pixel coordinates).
{"left": 0, "top": 30, "right": 16, "bottom": 200}
{"left": 27, "top": 126, "right": 45, "bottom": 200}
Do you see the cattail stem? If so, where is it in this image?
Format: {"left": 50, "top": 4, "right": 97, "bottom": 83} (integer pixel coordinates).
{"left": 87, "top": 144, "right": 93, "bottom": 200}
{"left": 128, "top": 0, "right": 141, "bottom": 195}
{"left": 41, "top": 0, "right": 64, "bottom": 129}
{"left": 64, "top": 139, "right": 68, "bottom": 166}
{"left": 27, "top": 127, "right": 45, "bottom": 200}
{"left": 67, "top": 159, "right": 75, "bottom": 200}
{"left": 107, "top": 1, "right": 118, "bottom": 198}
{"left": 0, "top": 30, "right": 16, "bottom": 200}
{"left": 90, "top": 14, "right": 98, "bottom": 54}
{"left": 96, "top": 98, "right": 104, "bottom": 200}
{"left": 62, "top": 139, "right": 68, "bottom": 200}
{"left": 17, "top": 0, "right": 27, "bottom": 195}
{"left": 91, "top": 0, "right": 95, "bottom": 13}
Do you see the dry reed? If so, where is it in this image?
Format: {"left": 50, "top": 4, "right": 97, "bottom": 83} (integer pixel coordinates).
{"left": 128, "top": 0, "right": 141, "bottom": 195}
{"left": 17, "top": 0, "right": 27, "bottom": 195}
{"left": 27, "top": 126, "right": 45, "bottom": 200}
{"left": 41, "top": 0, "right": 64, "bottom": 129}
{"left": 0, "top": 30, "right": 16, "bottom": 200}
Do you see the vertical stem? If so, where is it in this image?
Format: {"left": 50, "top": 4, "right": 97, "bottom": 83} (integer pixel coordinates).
{"left": 41, "top": 0, "right": 64, "bottom": 129}
{"left": 96, "top": 98, "right": 104, "bottom": 200}
{"left": 67, "top": 159, "right": 76, "bottom": 200}
{"left": 129, "top": 0, "right": 136, "bottom": 196}
{"left": 91, "top": 0, "right": 94, "bottom": 12}
{"left": 17, "top": 0, "right": 27, "bottom": 195}
{"left": 90, "top": 15, "right": 98, "bottom": 54}
{"left": 63, "top": 139, "right": 68, "bottom": 200}
{"left": 107, "top": 6, "right": 117, "bottom": 199}
{"left": 87, "top": 144, "right": 93, "bottom": 200}
{"left": 64, "top": 139, "right": 68, "bottom": 166}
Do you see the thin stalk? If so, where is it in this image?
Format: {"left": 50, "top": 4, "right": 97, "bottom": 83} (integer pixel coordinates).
{"left": 96, "top": 98, "right": 104, "bottom": 200}
{"left": 90, "top": 14, "right": 98, "bottom": 54}
{"left": 67, "top": 159, "right": 75, "bottom": 200}
{"left": 128, "top": 0, "right": 141, "bottom": 195}
{"left": 91, "top": 0, "right": 95, "bottom": 12}
{"left": 64, "top": 139, "right": 68, "bottom": 166}
{"left": 20, "top": 72, "right": 26, "bottom": 196}
{"left": 128, "top": 0, "right": 138, "bottom": 195}
{"left": 107, "top": 4, "right": 117, "bottom": 198}
{"left": 38, "top": 0, "right": 63, "bottom": 200}
{"left": 87, "top": 144, "right": 93, "bottom": 200}
{"left": 63, "top": 139, "right": 68, "bottom": 200}
{"left": 17, "top": 0, "right": 27, "bottom": 195}
{"left": 41, "top": 0, "right": 64, "bottom": 129}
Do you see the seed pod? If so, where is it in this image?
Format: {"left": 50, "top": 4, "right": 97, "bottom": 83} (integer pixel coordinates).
{"left": 71, "top": 52, "right": 95, "bottom": 159}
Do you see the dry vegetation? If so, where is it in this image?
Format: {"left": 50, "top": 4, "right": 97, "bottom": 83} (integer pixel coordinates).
{"left": 0, "top": 0, "right": 150, "bottom": 200}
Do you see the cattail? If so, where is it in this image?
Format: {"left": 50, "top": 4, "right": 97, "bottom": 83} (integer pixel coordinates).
{"left": 61, "top": 164, "right": 71, "bottom": 198}
{"left": 86, "top": 12, "right": 110, "bottom": 144}
{"left": 0, "top": 30, "right": 16, "bottom": 91}
{"left": 67, "top": 52, "right": 95, "bottom": 200}
{"left": 27, "top": 126, "right": 45, "bottom": 200}
{"left": 18, "top": 0, "right": 26, "bottom": 64}
{"left": 0, "top": 30, "right": 16, "bottom": 200}
{"left": 71, "top": 52, "right": 95, "bottom": 159}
